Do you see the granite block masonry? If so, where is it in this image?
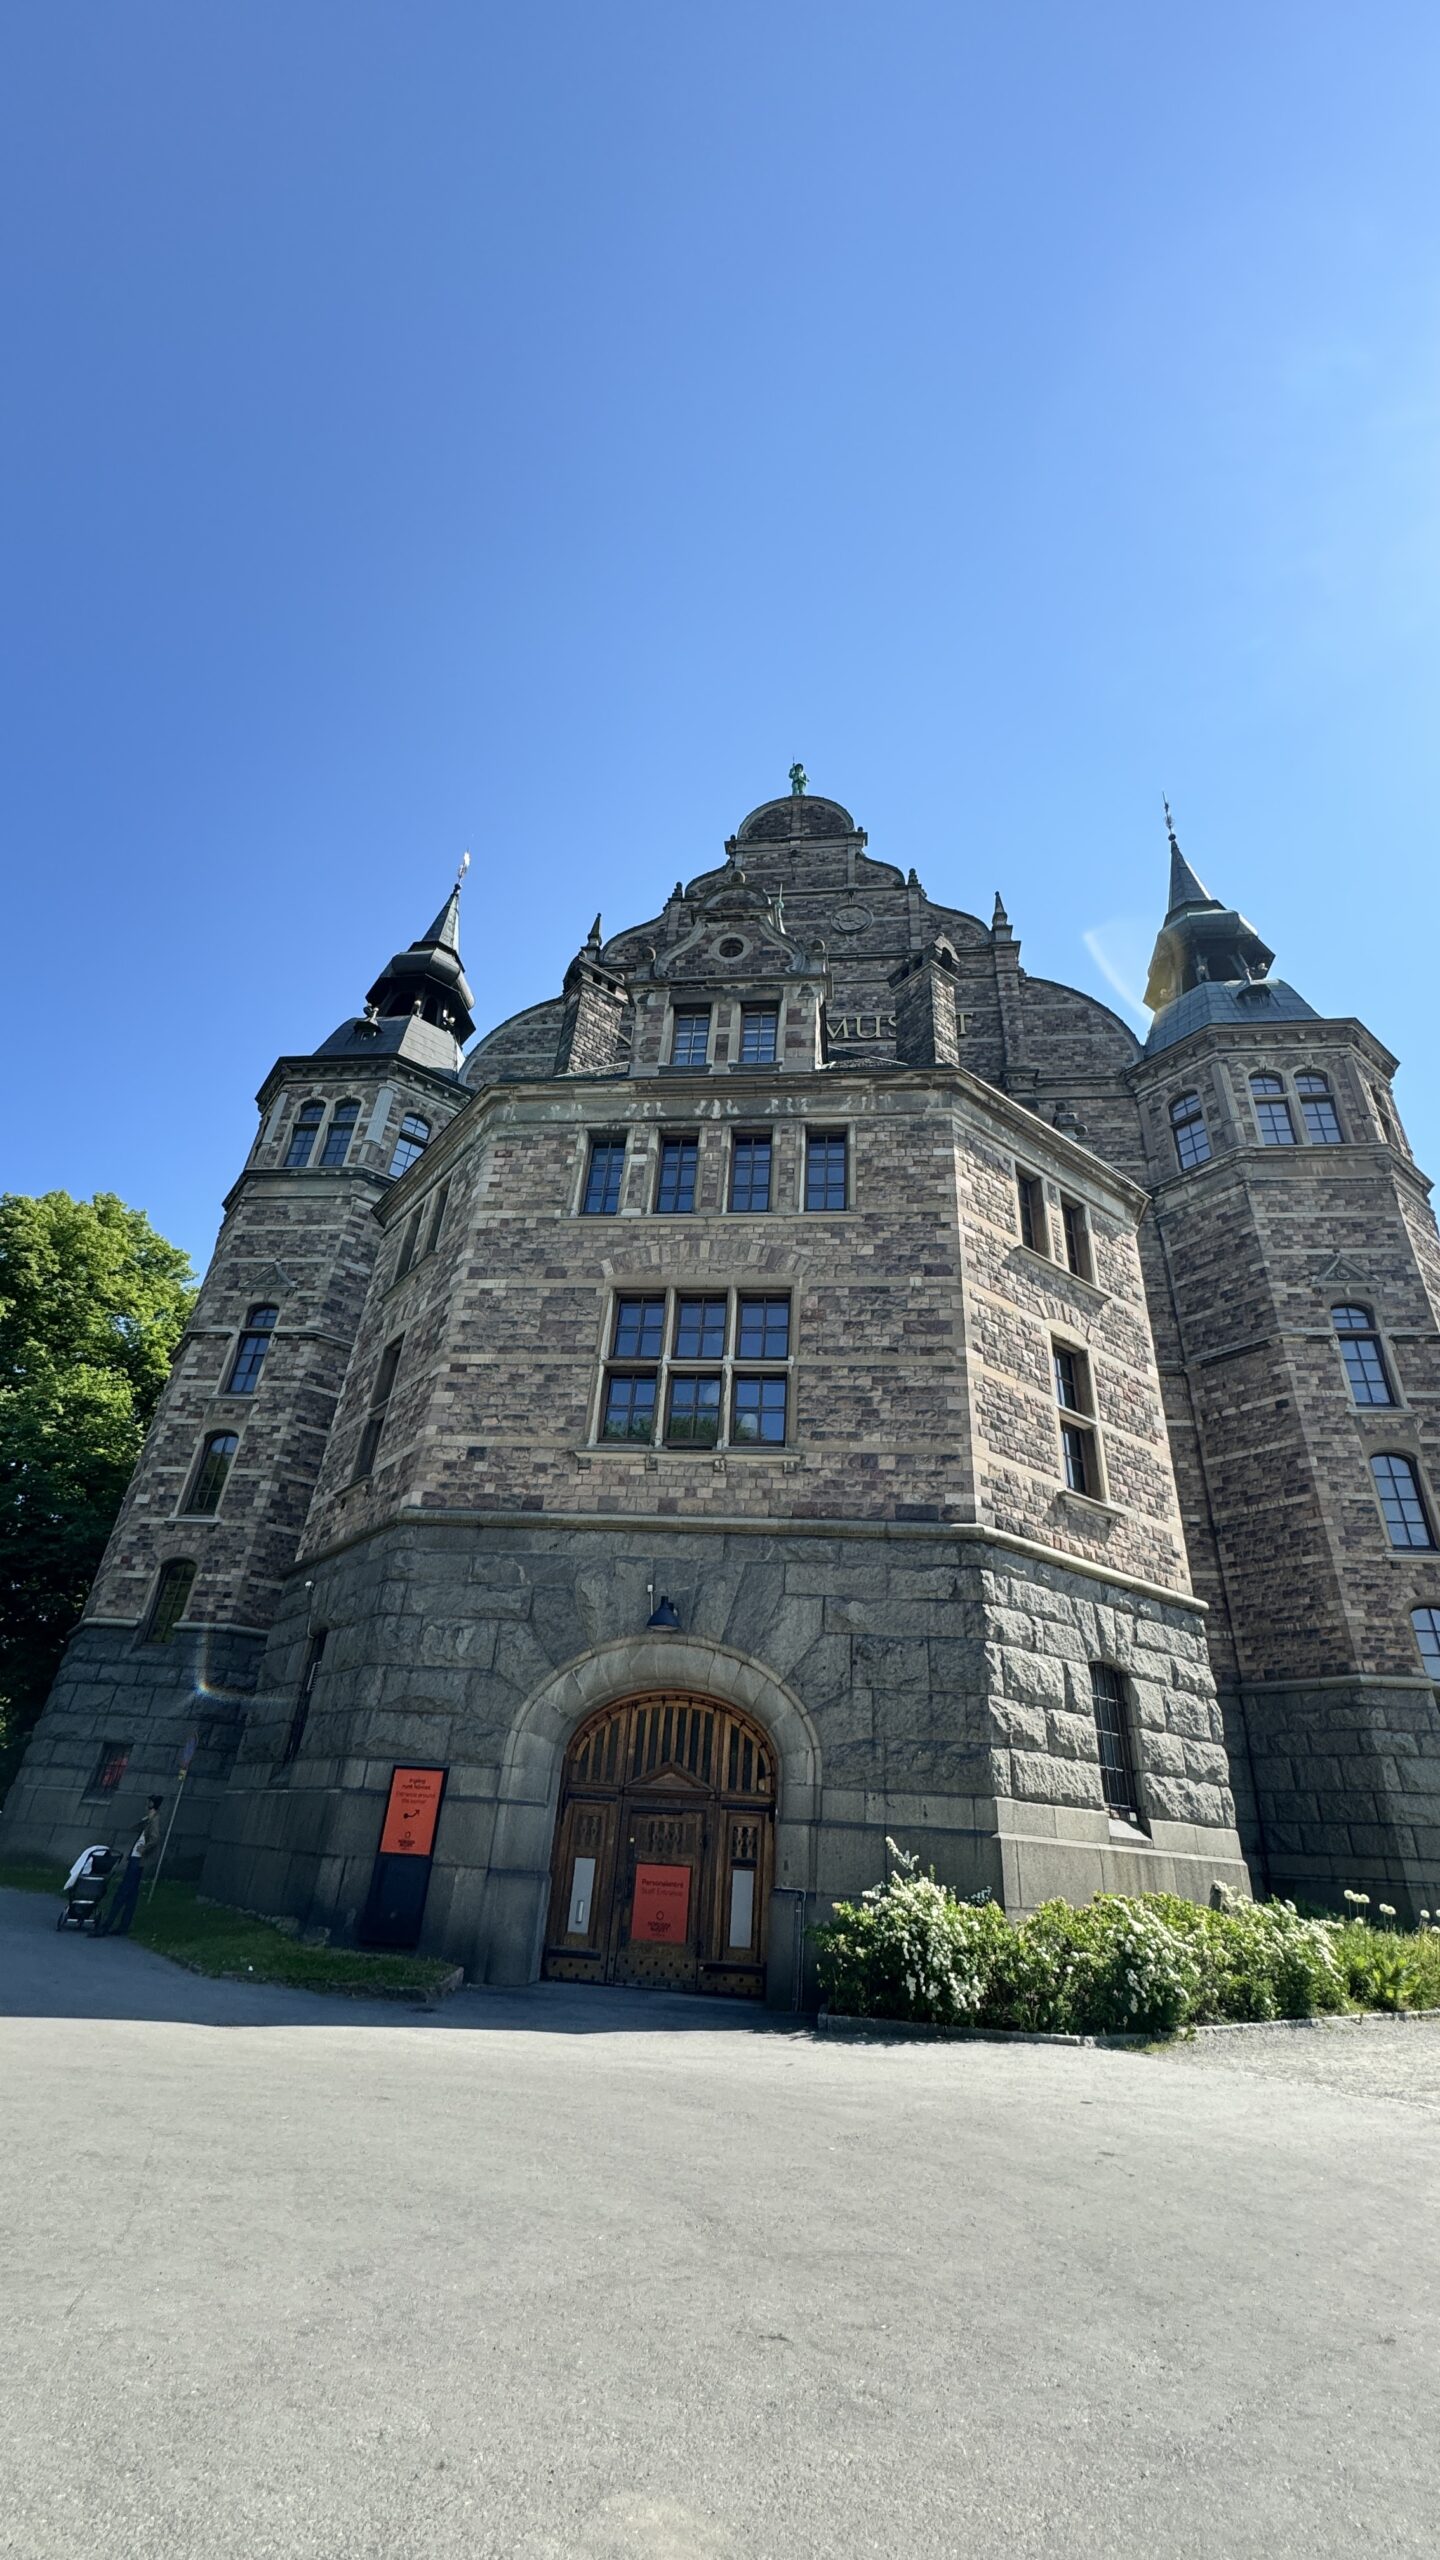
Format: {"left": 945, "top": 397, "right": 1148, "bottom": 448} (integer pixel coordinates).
{"left": 6, "top": 786, "right": 1438, "bottom": 1996}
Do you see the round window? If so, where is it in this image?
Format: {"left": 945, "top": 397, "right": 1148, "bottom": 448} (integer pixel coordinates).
{"left": 718, "top": 936, "right": 746, "bottom": 958}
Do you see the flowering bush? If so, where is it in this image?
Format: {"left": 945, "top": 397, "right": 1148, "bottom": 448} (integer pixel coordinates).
{"left": 812, "top": 1852, "right": 1431, "bottom": 2037}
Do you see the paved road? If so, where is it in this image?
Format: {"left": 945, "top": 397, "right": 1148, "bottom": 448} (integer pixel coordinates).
{"left": 3, "top": 1886, "right": 1438, "bottom": 2560}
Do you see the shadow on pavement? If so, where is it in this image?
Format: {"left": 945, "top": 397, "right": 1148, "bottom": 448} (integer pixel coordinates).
{"left": 0, "top": 1887, "right": 807, "bottom": 2036}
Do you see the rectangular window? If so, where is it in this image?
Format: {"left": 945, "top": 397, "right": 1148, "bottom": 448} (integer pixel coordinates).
{"left": 670, "top": 1008, "right": 711, "bottom": 1069}
{"left": 1170, "top": 1092, "right": 1212, "bottom": 1171}
{"left": 732, "top": 1375, "right": 788, "bottom": 1443}
{"left": 666, "top": 1374, "right": 722, "bottom": 1446}
{"left": 1371, "top": 1454, "right": 1435, "bottom": 1551}
{"left": 1412, "top": 1607, "right": 1440, "bottom": 1679}
{"left": 281, "top": 1632, "right": 326, "bottom": 1767}
{"left": 582, "top": 1138, "right": 626, "bottom": 1216}
{"left": 1052, "top": 1345, "right": 1090, "bottom": 1414}
{"left": 655, "top": 1136, "right": 698, "bottom": 1213}
{"left": 613, "top": 1296, "right": 666, "bottom": 1359}
{"left": 355, "top": 1336, "right": 403, "bottom": 1480}
{"left": 737, "top": 1295, "right": 790, "bottom": 1360}
{"left": 730, "top": 1134, "right": 772, "bottom": 1212}
{"left": 673, "top": 1296, "right": 728, "bottom": 1360}
{"left": 1296, "top": 1073, "right": 1342, "bottom": 1144}
{"left": 1060, "top": 1199, "right": 1091, "bottom": 1281}
{"left": 284, "top": 1102, "right": 323, "bottom": 1168}
{"left": 225, "top": 1306, "right": 278, "bottom": 1395}
{"left": 1250, "top": 1074, "right": 1296, "bottom": 1145}
{"left": 421, "top": 1179, "right": 452, "bottom": 1255}
{"left": 1061, "top": 1420, "right": 1097, "bottom": 1495}
{"left": 805, "top": 1131, "right": 848, "bottom": 1211}
{"left": 143, "top": 1559, "right": 196, "bottom": 1645}
{"left": 319, "top": 1100, "right": 359, "bottom": 1168}
{"left": 1090, "top": 1663, "right": 1143, "bottom": 1824}
{"left": 395, "top": 1208, "right": 424, "bottom": 1279}
{"left": 739, "top": 1006, "right": 779, "bottom": 1065}
{"left": 85, "top": 1740, "right": 133, "bottom": 1797}
{"left": 1332, "top": 1307, "right": 1394, "bottom": 1407}
{"left": 184, "top": 1431, "right": 238, "bottom": 1517}
{"left": 1017, "top": 1172, "right": 1047, "bottom": 1255}
{"left": 601, "top": 1373, "right": 657, "bottom": 1442}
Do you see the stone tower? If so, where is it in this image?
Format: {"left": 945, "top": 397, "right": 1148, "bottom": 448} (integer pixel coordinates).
{"left": 4, "top": 881, "right": 476, "bottom": 1864}
{"left": 1130, "top": 817, "right": 1440, "bottom": 1911}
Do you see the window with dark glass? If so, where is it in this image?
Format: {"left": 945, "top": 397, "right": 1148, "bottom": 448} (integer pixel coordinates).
{"left": 666, "top": 1373, "right": 722, "bottom": 1446}
{"left": 225, "top": 1305, "right": 278, "bottom": 1395}
{"left": 1296, "top": 1072, "right": 1342, "bottom": 1145}
{"left": 732, "top": 1375, "right": 788, "bottom": 1443}
{"left": 1371, "top": 1454, "right": 1435, "bottom": 1550}
{"left": 143, "top": 1558, "right": 197, "bottom": 1645}
{"left": 806, "top": 1131, "right": 848, "bottom": 1211}
{"left": 1017, "top": 1171, "right": 1047, "bottom": 1254}
{"left": 184, "top": 1431, "right": 238, "bottom": 1516}
{"left": 730, "top": 1134, "right": 772, "bottom": 1212}
{"left": 673, "top": 1296, "right": 728, "bottom": 1360}
{"left": 1060, "top": 1198, "right": 1092, "bottom": 1281}
{"left": 1412, "top": 1607, "right": 1440, "bottom": 1679}
{"left": 1090, "top": 1664, "right": 1143, "bottom": 1824}
{"left": 739, "top": 1006, "right": 779, "bottom": 1065}
{"left": 389, "top": 1113, "right": 431, "bottom": 1178}
{"left": 670, "top": 1008, "right": 711, "bottom": 1069}
{"left": 1250, "top": 1074, "right": 1296, "bottom": 1145}
{"left": 281, "top": 1632, "right": 326, "bottom": 1767}
{"left": 1332, "top": 1305, "right": 1394, "bottom": 1407}
{"left": 319, "top": 1100, "right": 359, "bottom": 1168}
{"left": 601, "top": 1374, "right": 657, "bottom": 1442}
{"left": 284, "top": 1101, "right": 324, "bottom": 1168}
{"left": 421, "top": 1178, "right": 452, "bottom": 1256}
{"left": 655, "top": 1136, "right": 698, "bottom": 1213}
{"left": 85, "top": 1739, "right": 133, "bottom": 1797}
{"left": 1054, "top": 1343, "right": 1098, "bottom": 1495}
{"left": 1170, "top": 1091, "right": 1212, "bottom": 1171}
{"left": 737, "top": 1295, "right": 790, "bottom": 1360}
{"left": 582, "top": 1137, "right": 626, "bottom": 1215}
{"left": 355, "top": 1335, "right": 403, "bottom": 1479}
{"left": 395, "top": 1209, "right": 424, "bottom": 1280}
{"left": 1053, "top": 1345, "right": 1089, "bottom": 1412}
{"left": 613, "top": 1297, "right": 666, "bottom": 1359}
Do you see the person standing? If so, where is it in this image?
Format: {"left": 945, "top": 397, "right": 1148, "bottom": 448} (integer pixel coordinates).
{"left": 102, "top": 1797, "right": 163, "bottom": 1937}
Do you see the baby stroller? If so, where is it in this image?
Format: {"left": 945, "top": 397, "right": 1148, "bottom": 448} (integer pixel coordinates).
{"left": 57, "top": 1845, "right": 116, "bottom": 1931}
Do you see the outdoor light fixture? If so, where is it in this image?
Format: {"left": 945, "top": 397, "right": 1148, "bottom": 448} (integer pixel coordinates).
{"left": 646, "top": 1595, "right": 680, "bottom": 1630}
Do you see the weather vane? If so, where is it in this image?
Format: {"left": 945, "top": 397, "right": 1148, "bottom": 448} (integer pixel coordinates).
{"left": 1162, "top": 797, "right": 1180, "bottom": 852}
{"left": 455, "top": 849, "right": 471, "bottom": 889}
{"left": 789, "top": 762, "right": 808, "bottom": 797}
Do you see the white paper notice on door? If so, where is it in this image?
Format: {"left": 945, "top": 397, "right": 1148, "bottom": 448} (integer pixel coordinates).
{"left": 728, "top": 1865, "right": 755, "bottom": 1949}
{"left": 567, "top": 1856, "right": 596, "bottom": 1935}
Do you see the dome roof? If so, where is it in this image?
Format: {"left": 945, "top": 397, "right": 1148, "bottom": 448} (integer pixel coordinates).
{"left": 736, "top": 795, "right": 858, "bottom": 844}
{"left": 1144, "top": 977, "right": 1318, "bottom": 1054}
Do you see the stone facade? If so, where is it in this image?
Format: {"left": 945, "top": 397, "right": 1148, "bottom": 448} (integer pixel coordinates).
{"left": 6, "top": 787, "right": 1438, "bottom": 1989}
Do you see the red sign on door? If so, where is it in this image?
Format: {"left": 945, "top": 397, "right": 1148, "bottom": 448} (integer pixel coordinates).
{"left": 631, "top": 1862, "right": 691, "bottom": 1944}
{"left": 378, "top": 1766, "right": 446, "bottom": 1858}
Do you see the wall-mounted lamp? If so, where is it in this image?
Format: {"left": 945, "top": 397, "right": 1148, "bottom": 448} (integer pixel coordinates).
{"left": 646, "top": 1595, "right": 680, "bottom": 1631}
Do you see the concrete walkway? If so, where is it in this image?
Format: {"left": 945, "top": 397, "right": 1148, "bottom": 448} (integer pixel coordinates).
{"left": 3, "top": 1887, "right": 1438, "bottom": 2559}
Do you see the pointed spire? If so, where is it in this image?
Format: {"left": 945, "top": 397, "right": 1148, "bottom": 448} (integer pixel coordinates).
{"left": 585, "top": 913, "right": 602, "bottom": 953}
{"left": 362, "top": 855, "right": 475, "bottom": 1048}
{"left": 1162, "top": 799, "right": 1217, "bottom": 919}
{"left": 415, "top": 850, "right": 470, "bottom": 955}
{"left": 992, "top": 890, "right": 1013, "bottom": 939}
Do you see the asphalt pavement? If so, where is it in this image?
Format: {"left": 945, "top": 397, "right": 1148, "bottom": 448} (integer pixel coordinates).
{"left": 3, "top": 1884, "right": 1437, "bottom": 2560}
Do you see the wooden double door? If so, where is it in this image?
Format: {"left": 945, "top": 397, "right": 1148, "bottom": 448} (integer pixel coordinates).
{"left": 543, "top": 1694, "right": 776, "bottom": 2000}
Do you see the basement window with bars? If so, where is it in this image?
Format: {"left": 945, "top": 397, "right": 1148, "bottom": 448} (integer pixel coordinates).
{"left": 85, "top": 1739, "right": 133, "bottom": 1797}
{"left": 598, "top": 1289, "right": 791, "bottom": 1452}
{"left": 1332, "top": 1305, "right": 1394, "bottom": 1407}
{"left": 280, "top": 1632, "right": 327, "bottom": 1767}
{"left": 1090, "top": 1663, "right": 1145, "bottom": 1828}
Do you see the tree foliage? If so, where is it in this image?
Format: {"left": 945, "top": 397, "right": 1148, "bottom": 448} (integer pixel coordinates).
{"left": 0, "top": 1192, "right": 195, "bottom": 1794}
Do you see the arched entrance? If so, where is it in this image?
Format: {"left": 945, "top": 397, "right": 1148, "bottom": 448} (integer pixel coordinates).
{"left": 542, "top": 1693, "right": 776, "bottom": 1999}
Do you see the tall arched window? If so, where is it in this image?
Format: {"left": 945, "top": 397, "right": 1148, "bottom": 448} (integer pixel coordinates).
{"left": 1295, "top": 1071, "right": 1342, "bottom": 1144}
{"left": 143, "top": 1558, "right": 197, "bottom": 1644}
{"left": 284, "top": 1101, "right": 324, "bottom": 1167}
{"left": 225, "top": 1305, "right": 278, "bottom": 1395}
{"left": 1249, "top": 1074, "right": 1295, "bottom": 1145}
{"left": 1169, "top": 1091, "right": 1211, "bottom": 1170}
{"left": 389, "top": 1114, "right": 431, "bottom": 1178}
{"left": 1371, "top": 1454, "right": 1435, "bottom": 1551}
{"left": 1332, "top": 1305, "right": 1393, "bottom": 1406}
{"left": 183, "top": 1431, "right": 239, "bottom": 1515}
{"left": 319, "top": 1099, "right": 359, "bottom": 1167}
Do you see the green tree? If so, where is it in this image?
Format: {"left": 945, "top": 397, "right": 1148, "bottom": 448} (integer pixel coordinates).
{"left": 0, "top": 1192, "right": 195, "bottom": 1796}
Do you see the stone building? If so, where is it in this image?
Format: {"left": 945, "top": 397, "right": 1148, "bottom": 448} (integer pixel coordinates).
{"left": 7, "top": 786, "right": 1439, "bottom": 1998}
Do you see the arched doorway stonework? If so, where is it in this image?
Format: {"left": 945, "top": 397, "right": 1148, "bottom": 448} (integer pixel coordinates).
{"left": 478, "top": 1635, "right": 821, "bottom": 2002}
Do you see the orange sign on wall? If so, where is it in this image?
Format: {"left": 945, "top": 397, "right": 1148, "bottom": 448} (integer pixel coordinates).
{"left": 379, "top": 1766, "right": 446, "bottom": 1858}
{"left": 631, "top": 1862, "right": 691, "bottom": 1944}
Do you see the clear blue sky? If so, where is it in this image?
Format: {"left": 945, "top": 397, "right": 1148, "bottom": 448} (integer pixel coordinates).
{"left": 5, "top": 3, "right": 1439, "bottom": 1269}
